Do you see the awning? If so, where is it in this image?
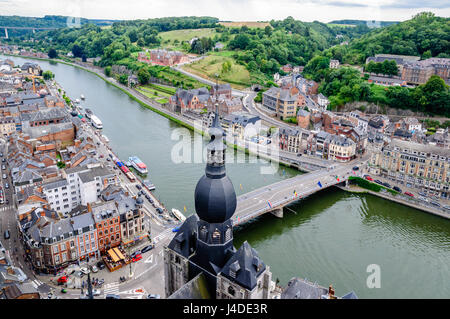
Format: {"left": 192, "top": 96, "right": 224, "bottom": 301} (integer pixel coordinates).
{"left": 107, "top": 248, "right": 120, "bottom": 263}
{"left": 113, "top": 247, "right": 125, "bottom": 260}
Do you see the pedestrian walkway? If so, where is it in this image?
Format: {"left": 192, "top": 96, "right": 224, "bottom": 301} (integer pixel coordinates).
{"left": 29, "top": 279, "right": 44, "bottom": 289}
{"left": 152, "top": 228, "right": 172, "bottom": 244}
{"left": 0, "top": 205, "right": 14, "bottom": 211}
{"left": 103, "top": 282, "right": 120, "bottom": 295}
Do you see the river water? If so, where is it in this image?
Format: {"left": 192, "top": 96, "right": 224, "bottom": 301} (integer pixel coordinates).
{"left": 4, "top": 55, "right": 450, "bottom": 298}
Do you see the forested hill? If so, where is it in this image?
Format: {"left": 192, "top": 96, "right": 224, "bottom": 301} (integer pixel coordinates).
{"left": 334, "top": 12, "right": 450, "bottom": 65}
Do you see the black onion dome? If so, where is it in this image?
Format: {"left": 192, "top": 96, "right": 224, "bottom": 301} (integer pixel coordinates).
{"left": 194, "top": 173, "right": 237, "bottom": 223}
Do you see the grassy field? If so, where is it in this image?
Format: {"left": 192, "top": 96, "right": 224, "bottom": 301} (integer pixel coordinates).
{"left": 136, "top": 87, "right": 170, "bottom": 104}
{"left": 219, "top": 21, "right": 270, "bottom": 28}
{"left": 159, "top": 28, "right": 218, "bottom": 43}
{"left": 182, "top": 55, "right": 251, "bottom": 89}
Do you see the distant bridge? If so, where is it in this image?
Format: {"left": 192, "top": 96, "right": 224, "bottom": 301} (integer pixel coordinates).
{"left": 1, "top": 26, "right": 59, "bottom": 38}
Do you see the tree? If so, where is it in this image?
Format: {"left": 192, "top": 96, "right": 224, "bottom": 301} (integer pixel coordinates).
{"left": 71, "top": 44, "right": 84, "bottom": 58}
{"left": 42, "top": 70, "right": 54, "bottom": 80}
{"left": 118, "top": 74, "right": 129, "bottom": 85}
{"left": 422, "top": 50, "right": 432, "bottom": 59}
{"left": 221, "top": 60, "right": 232, "bottom": 74}
{"left": 48, "top": 48, "right": 57, "bottom": 59}
{"left": 137, "top": 68, "right": 150, "bottom": 84}
{"left": 104, "top": 66, "right": 112, "bottom": 77}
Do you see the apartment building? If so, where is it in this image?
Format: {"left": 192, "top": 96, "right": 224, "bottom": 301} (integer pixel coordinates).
{"left": 43, "top": 165, "right": 117, "bottom": 215}
{"left": 262, "top": 87, "right": 301, "bottom": 120}
{"left": 370, "top": 139, "right": 449, "bottom": 198}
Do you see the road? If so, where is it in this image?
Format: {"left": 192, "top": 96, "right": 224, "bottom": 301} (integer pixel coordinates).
{"left": 234, "top": 161, "right": 356, "bottom": 225}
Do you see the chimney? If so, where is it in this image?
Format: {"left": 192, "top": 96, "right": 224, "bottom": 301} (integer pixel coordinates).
{"left": 40, "top": 210, "right": 46, "bottom": 217}
{"left": 87, "top": 202, "right": 92, "bottom": 213}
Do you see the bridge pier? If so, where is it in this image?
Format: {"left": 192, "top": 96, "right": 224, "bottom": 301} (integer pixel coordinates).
{"left": 271, "top": 208, "right": 283, "bottom": 219}
{"left": 4, "top": 28, "right": 8, "bottom": 39}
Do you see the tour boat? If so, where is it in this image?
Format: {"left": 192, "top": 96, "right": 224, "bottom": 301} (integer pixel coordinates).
{"left": 143, "top": 179, "right": 155, "bottom": 191}
{"left": 171, "top": 208, "right": 186, "bottom": 222}
{"left": 128, "top": 156, "right": 148, "bottom": 175}
{"left": 75, "top": 98, "right": 81, "bottom": 104}
{"left": 90, "top": 115, "right": 103, "bottom": 129}
{"left": 80, "top": 94, "right": 85, "bottom": 100}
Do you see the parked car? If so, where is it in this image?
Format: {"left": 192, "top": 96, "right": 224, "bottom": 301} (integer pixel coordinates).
{"left": 147, "top": 294, "right": 161, "bottom": 299}
{"left": 393, "top": 186, "right": 402, "bottom": 193}
{"left": 0, "top": 153, "right": 3, "bottom": 157}
{"left": 136, "top": 184, "right": 142, "bottom": 190}
{"left": 431, "top": 201, "right": 441, "bottom": 207}
{"left": 2, "top": 174, "right": 6, "bottom": 179}
{"left": 130, "top": 250, "right": 141, "bottom": 259}
{"left": 443, "top": 205, "right": 450, "bottom": 212}
{"left": 418, "top": 192, "right": 427, "bottom": 197}
{"left": 352, "top": 166, "right": 359, "bottom": 171}
{"left": 90, "top": 265, "right": 99, "bottom": 273}
{"left": 86, "top": 289, "right": 101, "bottom": 296}
{"left": 5, "top": 183, "right": 9, "bottom": 189}
{"left": 3, "top": 230, "right": 10, "bottom": 239}
{"left": 297, "top": 154, "right": 302, "bottom": 157}
{"left": 374, "top": 180, "right": 383, "bottom": 185}
{"left": 97, "top": 261, "right": 106, "bottom": 270}
{"left": 1, "top": 165, "right": 5, "bottom": 170}
{"left": 172, "top": 226, "right": 180, "bottom": 232}
{"left": 1, "top": 158, "right": 5, "bottom": 163}
{"left": 57, "top": 276, "right": 68, "bottom": 285}
{"left": 382, "top": 182, "right": 391, "bottom": 188}
{"left": 141, "top": 245, "right": 154, "bottom": 254}
{"left": 404, "top": 192, "right": 414, "bottom": 197}
{"left": 364, "top": 175, "right": 373, "bottom": 181}
{"left": 80, "top": 267, "right": 90, "bottom": 275}
{"left": 156, "top": 207, "right": 163, "bottom": 214}
{"left": 106, "top": 294, "right": 120, "bottom": 299}
{"left": 132, "top": 254, "right": 142, "bottom": 262}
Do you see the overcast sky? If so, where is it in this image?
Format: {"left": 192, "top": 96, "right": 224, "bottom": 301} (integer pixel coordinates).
{"left": 1, "top": 0, "right": 449, "bottom": 22}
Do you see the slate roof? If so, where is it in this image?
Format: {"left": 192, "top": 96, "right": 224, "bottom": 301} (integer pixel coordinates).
{"left": 167, "top": 214, "right": 199, "bottom": 258}
{"left": 281, "top": 277, "right": 328, "bottom": 299}
{"left": 78, "top": 166, "right": 114, "bottom": 183}
{"left": 71, "top": 212, "right": 95, "bottom": 234}
{"left": 168, "top": 272, "right": 211, "bottom": 299}
{"left": 220, "top": 241, "right": 266, "bottom": 291}
{"left": 2, "top": 282, "right": 39, "bottom": 299}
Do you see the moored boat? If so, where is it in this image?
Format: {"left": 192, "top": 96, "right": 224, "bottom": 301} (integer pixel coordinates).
{"left": 90, "top": 115, "right": 103, "bottom": 129}
{"left": 143, "top": 179, "right": 155, "bottom": 191}
{"left": 171, "top": 208, "right": 186, "bottom": 222}
{"left": 80, "top": 94, "right": 85, "bottom": 100}
{"left": 128, "top": 156, "right": 148, "bottom": 175}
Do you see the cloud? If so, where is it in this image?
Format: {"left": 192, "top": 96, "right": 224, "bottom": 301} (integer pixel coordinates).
{"left": 0, "top": 0, "right": 448, "bottom": 22}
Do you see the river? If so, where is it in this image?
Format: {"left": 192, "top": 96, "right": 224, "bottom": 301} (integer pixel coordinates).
{"left": 4, "top": 55, "right": 450, "bottom": 298}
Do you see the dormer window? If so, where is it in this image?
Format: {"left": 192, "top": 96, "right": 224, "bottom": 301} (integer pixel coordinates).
{"left": 212, "top": 229, "right": 221, "bottom": 244}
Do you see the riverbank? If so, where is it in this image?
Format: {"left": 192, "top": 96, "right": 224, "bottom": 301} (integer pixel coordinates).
{"left": 338, "top": 184, "right": 450, "bottom": 220}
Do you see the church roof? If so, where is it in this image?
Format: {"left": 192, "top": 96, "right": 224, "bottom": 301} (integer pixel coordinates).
{"left": 220, "top": 241, "right": 266, "bottom": 291}
{"left": 167, "top": 214, "right": 199, "bottom": 258}
{"left": 168, "top": 273, "right": 211, "bottom": 299}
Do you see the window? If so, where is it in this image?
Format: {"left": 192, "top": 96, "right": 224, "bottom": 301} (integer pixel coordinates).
{"left": 53, "top": 245, "right": 59, "bottom": 253}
